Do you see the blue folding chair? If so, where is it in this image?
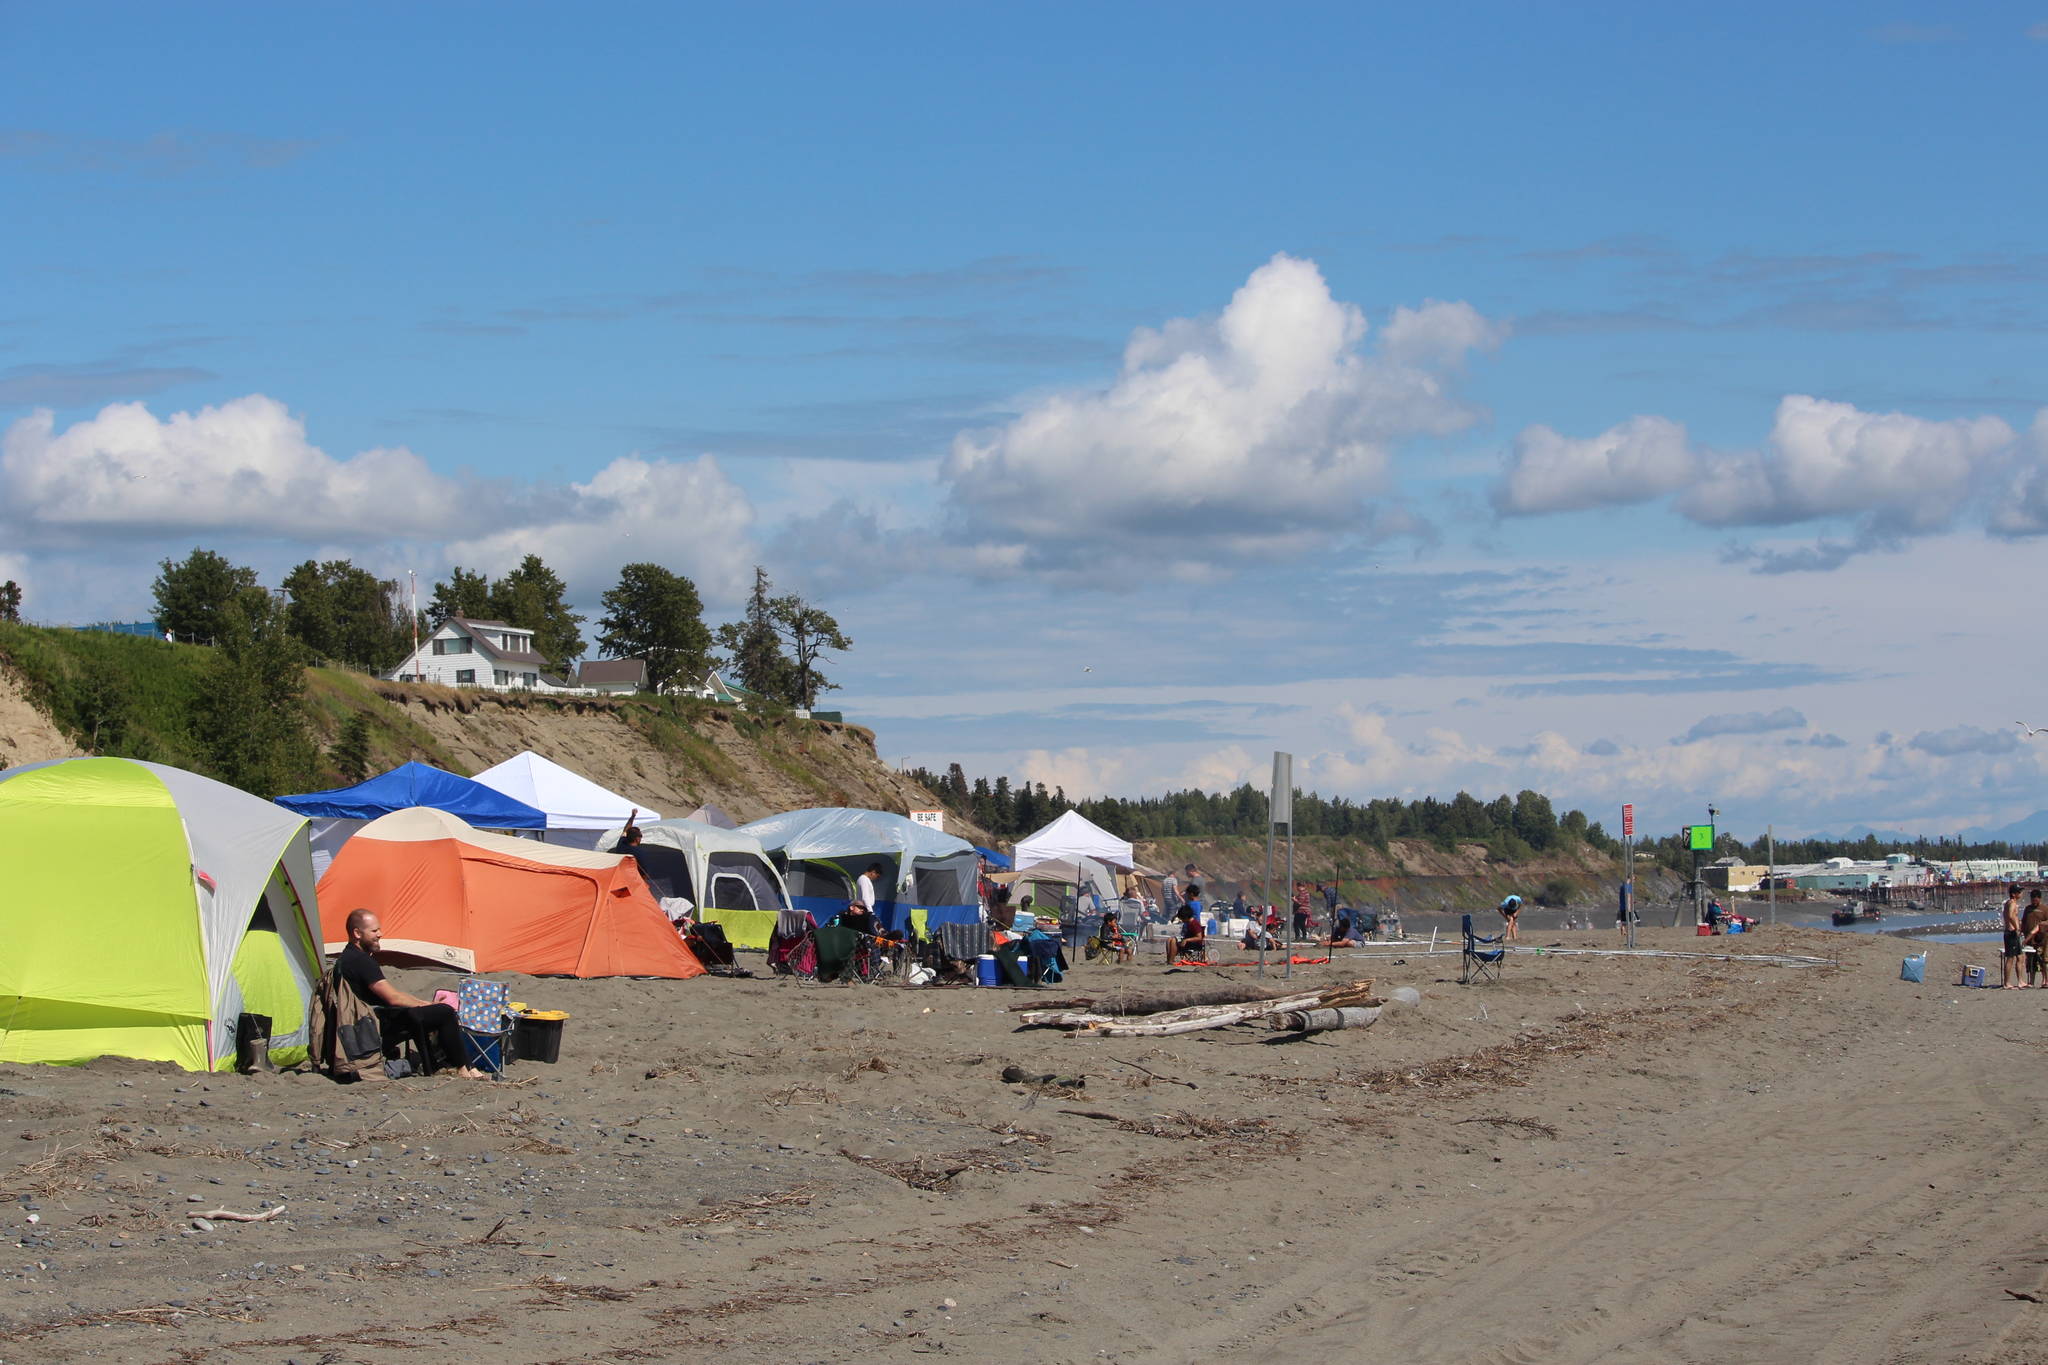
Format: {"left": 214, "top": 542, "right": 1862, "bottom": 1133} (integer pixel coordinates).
{"left": 1461, "top": 914, "right": 1505, "bottom": 985}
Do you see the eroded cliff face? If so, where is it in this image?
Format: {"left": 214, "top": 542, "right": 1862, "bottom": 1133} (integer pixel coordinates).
{"left": 0, "top": 665, "right": 83, "bottom": 769}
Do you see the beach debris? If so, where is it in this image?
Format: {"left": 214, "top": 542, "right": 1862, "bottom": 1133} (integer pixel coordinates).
{"left": 193, "top": 1205, "right": 285, "bottom": 1222}
{"left": 1019, "top": 980, "right": 1377, "bottom": 1036}
{"left": 1454, "top": 1114, "right": 1560, "bottom": 1139}
{"left": 1264, "top": 1006, "right": 1381, "bottom": 1035}
{"left": 2004, "top": 1289, "right": 2042, "bottom": 1304}
{"left": 1000, "top": 1065, "right": 1084, "bottom": 1089}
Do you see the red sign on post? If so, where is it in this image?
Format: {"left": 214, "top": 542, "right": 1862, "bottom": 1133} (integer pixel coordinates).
{"left": 1621, "top": 803, "right": 1634, "bottom": 837}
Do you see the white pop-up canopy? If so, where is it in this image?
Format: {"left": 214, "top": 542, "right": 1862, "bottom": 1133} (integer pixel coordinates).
{"left": 470, "top": 751, "right": 660, "bottom": 848}
{"left": 1014, "top": 810, "right": 1134, "bottom": 872}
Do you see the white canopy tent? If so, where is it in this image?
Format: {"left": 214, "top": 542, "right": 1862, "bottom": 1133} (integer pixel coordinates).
{"left": 471, "top": 751, "right": 661, "bottom": 850}
{"left": 1014, "top": 810, "right": 1134, "bottom": 872}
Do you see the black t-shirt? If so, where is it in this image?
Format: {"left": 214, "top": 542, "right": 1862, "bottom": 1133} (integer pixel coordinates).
{"left": 336, "top": 944, "right": 386, "bottom": 1006}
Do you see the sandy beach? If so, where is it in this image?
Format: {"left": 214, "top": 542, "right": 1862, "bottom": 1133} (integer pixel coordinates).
{"left": 5, "top": 923, "right": 2046, "bottom": 1364}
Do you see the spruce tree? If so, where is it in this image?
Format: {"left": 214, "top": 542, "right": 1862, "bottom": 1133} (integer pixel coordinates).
{"left": 714, "top": 566, "right": 792, "bottom": 700}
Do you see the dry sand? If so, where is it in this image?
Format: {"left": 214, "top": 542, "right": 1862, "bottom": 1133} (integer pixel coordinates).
{"left": 4, "top": 924, "right": 2046, "bottom": 1364}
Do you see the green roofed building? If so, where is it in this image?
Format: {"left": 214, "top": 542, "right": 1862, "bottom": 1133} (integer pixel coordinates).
{"left": 0, "top": 757, "right": 324, "bottom": 1072}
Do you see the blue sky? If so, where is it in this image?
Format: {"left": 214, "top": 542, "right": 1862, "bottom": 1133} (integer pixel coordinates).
{"left": 6, "top": 3, "right": 2048, "bottom": 839}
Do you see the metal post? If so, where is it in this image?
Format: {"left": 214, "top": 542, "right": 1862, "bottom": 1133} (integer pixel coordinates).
{"left": 1625, "top": 833, "right": 1637, "bottom": 949}
{"left": 1768, "top": 825, "right": 1776, "bottom": 926}
{"left": 1284, "top": 821, "right": 1295, "bottom": 981}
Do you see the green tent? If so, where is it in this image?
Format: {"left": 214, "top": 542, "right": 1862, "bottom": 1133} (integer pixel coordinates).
{"left": 0, "top": 757, "right": 324, "bottom": 1072}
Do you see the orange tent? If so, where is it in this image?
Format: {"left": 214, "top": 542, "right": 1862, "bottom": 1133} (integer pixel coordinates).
{"left": 315, "top": 807, "right": 703, "bottom": 979}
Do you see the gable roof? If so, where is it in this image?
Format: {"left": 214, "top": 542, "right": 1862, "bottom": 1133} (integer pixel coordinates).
{"left": 579, "top": 658, "right": 648, "bottom": 687}
{"left": 448, "top": 617, "right": 526, "bottom": 634}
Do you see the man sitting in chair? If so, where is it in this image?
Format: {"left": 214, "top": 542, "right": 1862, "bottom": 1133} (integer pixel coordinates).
{"left": 336, "top": 910, "right": 485, "bottom": 1079}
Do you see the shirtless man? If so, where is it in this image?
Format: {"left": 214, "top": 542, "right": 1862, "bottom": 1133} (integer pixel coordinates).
{"left": 2000, "top": 886, "right": 2026, "bottom": 988}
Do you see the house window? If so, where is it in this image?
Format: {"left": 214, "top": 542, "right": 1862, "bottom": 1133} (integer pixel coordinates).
{"left": 433, "top": 637, "right": 472, "bottom": 656}
{"left": 493, "top": 670, "right": 510, "bottom": 685}
{"left": 522, "top": 672, "right": 538, "bottom": 687}
{"left": 455, "top": 668, "right": 476, "bottom": 685}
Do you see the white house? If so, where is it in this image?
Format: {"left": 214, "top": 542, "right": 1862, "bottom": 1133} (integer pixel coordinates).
{"left": 387, "top": 618, "right": 583, "bottom": 693}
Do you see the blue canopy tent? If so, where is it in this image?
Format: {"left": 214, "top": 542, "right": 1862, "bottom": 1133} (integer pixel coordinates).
{"left": 277, "top": 761, "right": 547, "bottom": 877}
{"left": 737, "top": 808, "right": 980, "bottom": 938}
{"left": 974, "top": 845, "right": 1012, "bottom": 870}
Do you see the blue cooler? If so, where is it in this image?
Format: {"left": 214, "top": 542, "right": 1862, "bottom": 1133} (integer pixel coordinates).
{"left": 976, "top": 954, "right": 999, "bottom": 986}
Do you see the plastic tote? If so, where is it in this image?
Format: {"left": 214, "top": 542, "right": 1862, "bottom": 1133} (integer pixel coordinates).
{"left": 511, "top": 1012, "right": 566, "bottom": 1064}
{"left": 1900, "top": 953, "right": 1927, "bottom": 984}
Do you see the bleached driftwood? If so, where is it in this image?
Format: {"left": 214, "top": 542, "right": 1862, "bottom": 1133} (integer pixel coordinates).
{"left": 1264, "top": 1006, "right": 1382, "bottom": 1034}
{"left": 1019, "top": 992, "right": 1322, "bottom": 1031}
{"left": 1021, "top": 979, "right": 1379, "bottom": 1037}
{"left": 195, "top": 1205, "right": 285, "bottom": 1222}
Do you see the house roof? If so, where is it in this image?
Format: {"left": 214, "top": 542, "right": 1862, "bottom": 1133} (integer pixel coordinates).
{"left": 446, "top": 617, "right": 548, "bottom": 667}
{"left": 580, "top": 658, "right": 648, "bottom": 687}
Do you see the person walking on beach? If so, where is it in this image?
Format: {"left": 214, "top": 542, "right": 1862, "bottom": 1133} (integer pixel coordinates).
{"left": 2000, "top": 886, "right": 2026, "bottom": 988}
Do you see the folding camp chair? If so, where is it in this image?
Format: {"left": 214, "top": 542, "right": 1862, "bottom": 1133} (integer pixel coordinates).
{"left": 455, "top": 977, "right": 512, "bottom": 1078}
{"left": 811, "top": 924, "right": 860, "bottom": 983}
{"left": 768, "top": 909, "right": 819, "bottom": 978}
{"left": 1461, "top": 914, "right": 1506, "bottom": 985}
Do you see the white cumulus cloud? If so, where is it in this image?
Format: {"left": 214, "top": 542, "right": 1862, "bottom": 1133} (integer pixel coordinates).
{"left": 1, "top": 395, "right": 463, "bottom": 541}
{"left": 1679, "top": 395, "right": 2013, "bottom": 531}
{"left": 447, "top": 454, "right": 758, "bottom": 604}
{"left": 1492, "top": 414, "right": 1695, "bottom": 515}
{"left": 941, "top": 254, "right": 1504, "bottom": 573}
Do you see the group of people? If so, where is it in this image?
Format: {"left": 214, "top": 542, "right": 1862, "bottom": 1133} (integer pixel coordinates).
{"left": 2000, "top": 886, "right": 2048, "bottom": 988}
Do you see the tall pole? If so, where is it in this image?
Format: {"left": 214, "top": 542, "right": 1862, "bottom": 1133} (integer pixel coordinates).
{"left": 1284, "top": 819, "right": 1295, "bottom": 980}
{"left": 1768, "top": 824, "right": 1776, "bottom": 926}
{"left": 407, "top": 569, "right": 420, "bottom": 681}
{"left": 1625, "top": 831, "right": 1637, "bottom": 949}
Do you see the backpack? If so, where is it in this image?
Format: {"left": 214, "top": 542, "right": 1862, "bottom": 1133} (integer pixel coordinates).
{"left": 307, "top": 965, "right": 386, "bottom": 1083}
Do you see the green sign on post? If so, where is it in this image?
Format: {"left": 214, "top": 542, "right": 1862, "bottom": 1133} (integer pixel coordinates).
{"left": 1687, "top": 824, "right": 1715, "bottom": 852}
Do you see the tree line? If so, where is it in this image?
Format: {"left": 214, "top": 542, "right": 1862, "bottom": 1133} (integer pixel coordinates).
{"left": 907, "top": 762, "right": 1617, "bottom": 861}
{"left": 144, "top": 549, "right": 847, "bottom": 708}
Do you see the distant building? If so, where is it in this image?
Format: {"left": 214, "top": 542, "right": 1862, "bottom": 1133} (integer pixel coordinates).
{"left": 386, "top": 618, "right": 581, "bottom": 693}
{"left": 576, "top": 658, "right": 648, "bottom": 695}
{"left": 1701, "top": 863, "right": 1769, "bottom": 892}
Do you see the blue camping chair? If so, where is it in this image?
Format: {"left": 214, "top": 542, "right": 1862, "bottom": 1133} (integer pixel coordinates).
{"left": 1461, "top": 914, "right": 1505, "bottom": 985}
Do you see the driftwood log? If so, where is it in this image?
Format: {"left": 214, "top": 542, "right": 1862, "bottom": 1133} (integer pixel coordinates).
{"left": 1264, "top": 1006, "right": 1382, "bottom": 1034}
{"left": 1019, "top": 980, "right": 1377, "bottom": 1037}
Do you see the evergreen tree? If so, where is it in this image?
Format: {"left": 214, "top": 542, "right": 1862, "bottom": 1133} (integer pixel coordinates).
{"left": 429, "top": 566, "right": 492, "bottom": 623}
{"left": 331, "top": 712, "right": 373, "bottom": 783}
{"left": 197, "top": 592, "right": 316, "bottom": 796}
{"left": 595, "top": 562, "right": 711, "bottom": 693}
{"left": 768, "top": 591, "right": 849, "bottom": 710}
{"left": 152, "top": 548, "right": 262, "bottom": 644}
{"left": 0, "top": 579, "right": 21, "bottom": 623}
{"left": 488, "top": 555, "right": 586, "bottom": 674}
{"left": 715, "top": 566, "right": 793, "bottom": 700}
{"left": 281, "top": 560, "right": 411, "bottom": 670}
